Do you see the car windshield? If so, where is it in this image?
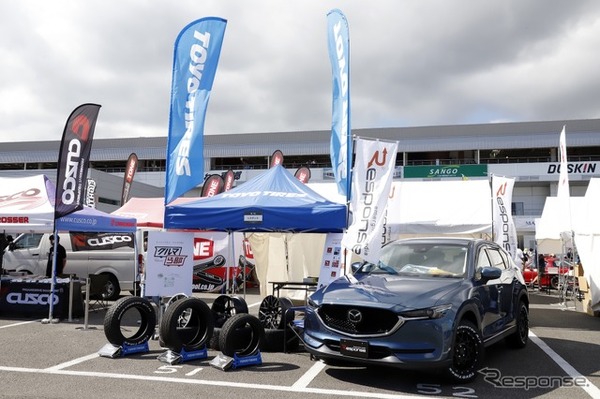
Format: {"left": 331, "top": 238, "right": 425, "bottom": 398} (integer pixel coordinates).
{"left": 370, "top": 242, "right": 468, "bottom": 278}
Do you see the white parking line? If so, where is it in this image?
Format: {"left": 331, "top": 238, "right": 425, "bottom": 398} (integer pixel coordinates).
{"left": 292, "top": 359, "right": 326, "bottom": 389}
{"left": 44, "top": 353, "right": 99, "bottom": 371}
{"left": 0, "top": 366, "right": 428, "bottom": 399}
{"left": 529, "top": 330, "right": 600, "bottom": 398}
{"left": 0, "top": 320, "right": 39, "bottom": 329}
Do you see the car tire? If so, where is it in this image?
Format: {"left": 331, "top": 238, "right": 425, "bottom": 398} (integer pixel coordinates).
{"left": 219, "top": 314, "right": 264, "bottom": 357}
{"left": 506, "top": 300, "right": 529, "bottom": 349}
{"left": 102, "top": 274, "right": 121, "bottom": 301}
{"left": 103, "top": 296, "right": 156, "bottom": 346}
{"left": 446, "top": 320, "right": 483, "bottom": 383}
{"left": 211, "top": 295, "right": 248, "bottom": 328}
{"left": 550, "top": 275, "right": 559, "bottom": 290}
{"left": 159, "top": 297, "right": 214, "bottom": 353}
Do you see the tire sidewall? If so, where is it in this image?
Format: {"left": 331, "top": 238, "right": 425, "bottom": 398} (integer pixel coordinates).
{"left": 103, "top": 296, "right": 156, "bottom": 346}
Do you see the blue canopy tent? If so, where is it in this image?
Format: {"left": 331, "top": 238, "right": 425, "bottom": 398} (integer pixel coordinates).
{"left": 164, "top": 165, "right": 347, "bottom": 233}
{"left": 164, "top": 165, "right": 347, "bottom": 296}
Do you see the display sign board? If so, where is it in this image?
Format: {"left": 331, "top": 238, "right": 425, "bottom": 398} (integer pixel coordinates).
{"left": 145, "top": 231, "right": 194, "bottom": 297}
{"left": 317, "top": 233, "right": 345, "bottom": 290}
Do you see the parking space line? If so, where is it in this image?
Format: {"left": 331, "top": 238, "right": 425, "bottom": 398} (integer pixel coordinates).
{"left": 44, "top": 353, "right": 99, "bottom": 371}
{"left": 0, "top": 320, "right": 39, "bottom": 329}
{"left": 529, "top": 331, "right": 600, "bottom": 398}
{"left": 0, "top": 366, "right": 430, "bottom": 398}
{"left": 291, "top": 359, "right": 326, "bottom": 389}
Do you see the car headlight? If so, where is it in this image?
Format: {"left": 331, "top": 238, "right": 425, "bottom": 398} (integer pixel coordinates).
{"left": 400, "top": 304, "right": 452, "bottom": 320}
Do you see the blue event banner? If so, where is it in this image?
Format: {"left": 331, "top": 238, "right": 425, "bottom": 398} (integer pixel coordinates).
{"left": 165, "top": 17, "right": 227, "bottom": 204}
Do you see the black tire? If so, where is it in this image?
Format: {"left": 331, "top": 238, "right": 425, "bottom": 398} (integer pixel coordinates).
{"left": 103, "top": 296, "right": 156, "bottom": 346}
{"left": 258, "top": 295, "right": 294, "bottom": 329}
{"left": 550, "top": 275, "right": 559, "bottom": 290}
{"left": 446, "top": 320, "right": 483, "bottom": 383}
{"left": 159, "top": 297, "right": 214, "bottom": 353}
{"left": 506, "top": 300, "right": 529, "bottom": 348}
{"left": 102, "top": 274, "right": 121, "bottom": 301}
{"left": 261, "top": 327, "right": 300, "bottom": 353}
{"left": 208, "top": 327, "right": 221, "bottom": 351}
{"left": 211, "top": 295, "right": 249, "bottom": 328}
{"left": 219, "top": 313, "right": 264, "bottom": 357}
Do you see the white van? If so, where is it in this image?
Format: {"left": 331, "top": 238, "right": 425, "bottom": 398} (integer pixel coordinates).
{"left": 2, "top": 232, "right": 138, "bottom": 300}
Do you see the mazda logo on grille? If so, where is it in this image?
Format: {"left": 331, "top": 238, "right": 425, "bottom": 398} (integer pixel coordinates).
{"left": 347, "top": 309, "right": 362, "bottom": 323}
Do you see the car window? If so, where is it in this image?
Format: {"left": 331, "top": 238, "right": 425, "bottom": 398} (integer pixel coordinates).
{"left": 476, "top": 247, "right": 491, "bottom": 268}
{"left": 487, "top": 248, "right": 507, "bottom": 269}
{"left": 13, "top": 233, "right": 44, "bottom": 250}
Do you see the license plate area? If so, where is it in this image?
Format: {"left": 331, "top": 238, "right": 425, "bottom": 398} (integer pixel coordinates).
{"left": 340, "top": 339, "right": 369, "bottom": 358}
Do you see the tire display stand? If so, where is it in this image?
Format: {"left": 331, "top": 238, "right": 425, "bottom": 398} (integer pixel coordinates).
{"left": 157, "top": 346, "right": 208, "bottom": 365}
{"left": 209, "top": 351, "right": 262, "bottom": 371}
{"left": 98, "top": 341, "right": 150, "bottom": 359}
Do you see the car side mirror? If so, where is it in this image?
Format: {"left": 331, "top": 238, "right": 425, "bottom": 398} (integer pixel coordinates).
{"left": 479, "top": 266, "right": 502, "bottom": 282}
{"left": 351, "top": 261, "right": 363, "bottom": 274}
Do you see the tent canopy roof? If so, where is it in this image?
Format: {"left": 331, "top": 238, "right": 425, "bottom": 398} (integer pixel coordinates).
{"left": 164, "top": 165, "right": 347, "bottom": 233}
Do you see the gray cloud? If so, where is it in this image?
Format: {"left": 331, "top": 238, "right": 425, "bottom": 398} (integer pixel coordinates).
{"left": 1, "top": 0, "right": 599, "bottom": 142}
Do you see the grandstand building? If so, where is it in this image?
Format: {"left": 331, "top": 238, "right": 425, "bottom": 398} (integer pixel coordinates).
{"left": 1, "top": 118, "right": 599, "bottom": 248}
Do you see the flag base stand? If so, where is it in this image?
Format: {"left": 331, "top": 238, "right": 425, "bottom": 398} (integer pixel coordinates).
{"left": 98, "top": 341, "right": 150, "bottom": 358}
{"left": 209, "top": 351, "right": 262, "bottom": 371}
{"left": 157, "top": 346, "right": 208, "bottom": 365}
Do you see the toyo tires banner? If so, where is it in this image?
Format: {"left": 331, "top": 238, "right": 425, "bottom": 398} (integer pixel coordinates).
{"left": 165, "top": 17, "right": 227, "bottom": 204}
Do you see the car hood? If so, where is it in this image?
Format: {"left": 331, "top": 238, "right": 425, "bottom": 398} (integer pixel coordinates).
{"left": 314, "top": 274, "right": 463, "bottom": 311}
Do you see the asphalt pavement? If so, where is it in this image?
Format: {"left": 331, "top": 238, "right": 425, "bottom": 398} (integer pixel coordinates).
{"left": 0, "top": 289, "right": 599, "bottom": 399}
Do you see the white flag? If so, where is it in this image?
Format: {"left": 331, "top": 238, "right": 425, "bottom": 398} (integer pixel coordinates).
{"left": 557, "top": 126, "right": 570, "bottom": 199}
{"left": 491, "top": 175, "right": 518, "bottom": 262}
{"left": 342, "top": 138, "right": 398, "bottom": 263}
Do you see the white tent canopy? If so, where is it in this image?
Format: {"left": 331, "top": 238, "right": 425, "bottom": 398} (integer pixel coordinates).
{"left": 572, "top": 178, "right": 600, "bottom": 314}
{"left": 310, "top": 180, "right": 492, "bottom": 238}
{"left": 535, "top": 196, "right": 585, "bottom": 254}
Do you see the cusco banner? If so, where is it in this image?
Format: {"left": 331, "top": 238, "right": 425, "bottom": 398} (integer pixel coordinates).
{"left": 327, "top": 9, "right": 351, "bottom": 198}
{"left": 165, "top": 17, "right": 227, "bottom": 204}
{"left": 69, "top": 232, "right": 135, "bottom": 251}
{"left": 55, "top": 103, "right": 101, "bottom": 219}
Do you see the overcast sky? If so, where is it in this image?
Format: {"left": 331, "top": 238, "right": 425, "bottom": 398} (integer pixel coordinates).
{"left": 1, "top": 0, "right": 600, "bottom": 142}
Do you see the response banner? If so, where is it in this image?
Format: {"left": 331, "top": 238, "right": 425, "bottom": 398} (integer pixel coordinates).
{"left": 492, "top": 175, "right": 518, "bottom": 261}
{"left": 342, "top": 138, "right": 397, "bottom": 263}
{"left": 55, "top": 103, "right": 101, "bottom": 219}
{"left": 165, "top": 17, "right": 227, "bottom": 204}
{"left": 327, "top": 9, "right": 351, "bottom": 198}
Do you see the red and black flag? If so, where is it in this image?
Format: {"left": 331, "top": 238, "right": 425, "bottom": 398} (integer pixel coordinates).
{"left": 294, "top": 166, "right": 311, "bottom": 184}
{"left": 121, "top": 152, "right": 139, "bottom": 205}
{"left": 269, "top": 149, "right": 284, "bottom": 168}
{"left": 55, "top": 103, "right": 101, "bottom": 219}
{"left": 223, "top": 169, "right": 235, "bottom": 191}
{"left": 201, "top": 174, "right": 225, "bottom": 197}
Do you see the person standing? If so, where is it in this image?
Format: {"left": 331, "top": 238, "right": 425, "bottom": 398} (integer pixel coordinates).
{"left": 45, "top": 235, "right": 67, "bottom": 277}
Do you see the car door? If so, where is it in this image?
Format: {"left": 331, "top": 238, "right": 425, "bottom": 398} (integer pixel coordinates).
{"left": 475, "top": 245, "right": 502, "bottom": 336}
{"left": 485, "top": 246, "right": 516, "bottom": 323}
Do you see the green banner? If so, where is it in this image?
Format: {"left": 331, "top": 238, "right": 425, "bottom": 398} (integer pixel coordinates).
{"left": 403, "top": 164, "right": 488, "bottom": 179}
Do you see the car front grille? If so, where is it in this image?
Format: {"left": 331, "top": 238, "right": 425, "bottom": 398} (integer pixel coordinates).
{"left": 317, "top": 304, "right": 402, "bottom": 337}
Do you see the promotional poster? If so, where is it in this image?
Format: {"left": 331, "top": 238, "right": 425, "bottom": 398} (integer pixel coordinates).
{"left": 145, "top": 231, "right": 194, "bottom": 297}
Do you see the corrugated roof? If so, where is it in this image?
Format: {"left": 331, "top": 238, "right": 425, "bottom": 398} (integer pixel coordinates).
{"left": 0, "top": 119, "right": 598, "bottom": 162}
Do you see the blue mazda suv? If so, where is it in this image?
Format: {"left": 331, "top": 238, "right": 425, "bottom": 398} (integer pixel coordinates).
{"left": 303, "top": 237, "right": 529, "bottom": 382}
